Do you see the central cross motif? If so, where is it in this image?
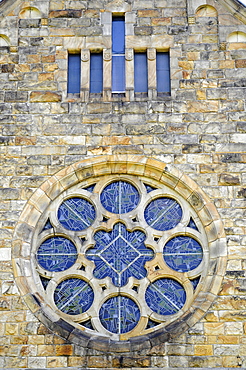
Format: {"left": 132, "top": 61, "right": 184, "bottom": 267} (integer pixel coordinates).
{"left": 86, "top": 223, "right": 154, "bottom": 287}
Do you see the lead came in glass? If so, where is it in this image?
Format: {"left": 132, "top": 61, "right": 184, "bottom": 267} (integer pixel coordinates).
{"left": 86, "top": 223, "right": 154, "bottom": 287}
{"left": 145, "top": 278, "right": 186, "bottom": 315}
{"left": 100, "top": 181, "right": 140, "bottom": 214}
{"left": 37, "top": 236, "right": 77, "bottom": 272}
{"left": 163, "top": 236, "right": 203, "bottom": 272}
{"left": 99, "top": 296, "right": 140, "bottom": 334}
{"left": 34, "top": 172, "right": 209, "bottom": 340}
{"left": 144, "top": 197, "right": 182, "bottom": 231}
{"left": 54, "top": 278, "right": 94, "bottom": 315}
{"left": 58, "top": 197, "right": 96, "bottom": 231}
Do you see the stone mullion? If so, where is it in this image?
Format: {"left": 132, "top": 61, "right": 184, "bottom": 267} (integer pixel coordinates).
{"left": 147, "top": 48, "right": 157, "bottom": 100}
{"left": 81, "top": 49, "right": 90, "bottom": 102}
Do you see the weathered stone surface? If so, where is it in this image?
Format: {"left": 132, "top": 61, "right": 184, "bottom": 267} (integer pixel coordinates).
{"left": 49, "top": 10, "right": 82, "bottom": 18}
{"left": 30, "top": 91, "right": 62, "bottom": 102}
{"left": 0, "top": 0, "right": 246, "bottom": 367}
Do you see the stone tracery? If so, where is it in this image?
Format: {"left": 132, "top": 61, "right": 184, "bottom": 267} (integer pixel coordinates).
{"left": 13, "top": 156, "right": 226, "bottom": 351}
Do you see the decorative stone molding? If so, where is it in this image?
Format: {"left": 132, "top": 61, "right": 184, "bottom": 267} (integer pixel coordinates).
{"left": 147, "top": 48, "right": 156, "bottom": 61}
{"left": 81, "top": 49, "right": 90, "bottom": 62}
{"left": 125, "top": 48, "right": 133, "bottom": 61}
{"left": 103, "top": 49, "right": 111, "bottom": 61}
{"left": 12, "top": 155, "right": 227, "bottom": 353}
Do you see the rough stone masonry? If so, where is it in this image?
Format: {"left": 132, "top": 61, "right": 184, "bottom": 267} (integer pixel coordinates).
{"left": 0, "top": 0, "right": 246, "bottom": 368}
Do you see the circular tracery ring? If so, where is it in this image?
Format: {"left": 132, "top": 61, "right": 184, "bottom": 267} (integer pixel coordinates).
{"left": 13, "top": 156, "right": 226, "bottom": 352}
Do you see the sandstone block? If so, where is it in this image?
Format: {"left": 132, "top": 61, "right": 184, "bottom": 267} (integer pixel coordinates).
{"left": 30, "top": 91, "right": 62, "bottom": 102}
{"left": 219, "top": 173, "right": 240, "bottom": 185}
{"left": 194, "top": 345, "right": 213, "bottom": 356}
{"left": 49, "top": 10, "right": 82, "bottom": 18}
{"left": 135, "top": 26, "right": 153, "bottom": 35}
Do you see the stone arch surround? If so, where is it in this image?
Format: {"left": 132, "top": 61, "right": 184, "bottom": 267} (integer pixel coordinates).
{"left": 12, "top": 155, "right": 227, "bottom": 353}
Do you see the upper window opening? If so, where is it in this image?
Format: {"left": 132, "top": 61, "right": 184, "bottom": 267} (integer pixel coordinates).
{"left": 134, "top": 52, "right": 148, "bottom": 94}
{"left": 90, "top": 52, "right": 103, "bottom": 94}
{"left": 112, "top": 16, "right": 125, "bottom": 93}
{"left": 156, "top": 52, "right": 171, "bottom": 95}
{"left": 67, "top": 53, "right": 81, "bottom": 94}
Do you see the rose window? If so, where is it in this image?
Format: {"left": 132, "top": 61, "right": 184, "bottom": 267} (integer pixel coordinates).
{"left": 34, "top": 176, "right": 206, "bottom": 337}
{"left": 13, "top": 156, "right": 226, "bottom": 351}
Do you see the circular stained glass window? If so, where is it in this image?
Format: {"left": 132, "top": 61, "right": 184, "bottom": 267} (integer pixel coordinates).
{"left": 163, "top": 236, "right": 203, "bottom": 272}
{"left": 58, "top": 197, "right": 96, "bottom": 231}
{"left": 54, "top": 278, "right": 94, "bottom": 315}
{"left": 14, "top": 156, "right": 226, "bottom": 352}
{"left": 144, "top": 197, "right": 182, "bottom": 231}
{"left": 145, "top": 278, "right": 186, "bottom": 315}
{"left": 100, "top": 181, "right": 139, "bottom": 214}
{"left": 37, "top": 236, "right": 77, "bottom": 272}
{"left": 99, "top": 296, "right": 140, "bottom": 334}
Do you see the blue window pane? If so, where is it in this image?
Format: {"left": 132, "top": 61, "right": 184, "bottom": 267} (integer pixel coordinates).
{"left": 81, "top": 319, "right": 94, "bottom": 330}
{"left": 90, "top": 53, "right": 103, "bottom": 93}
{"left": 54, "top": 278, "right": 94, "bottom": 315}
{"left": 146, "top": 319, "right": 160, "bottom": 329}
{"left": 43, "top": 218, "right": 53, "bottom": 231}
{"left": 99, "top": 296, "right": 140, "bottom": 334}
{"left": 144, "top": 184, "right": 158, "bottom": 193}
{"left": 112, "top": 55, "right": 125, "bottom": 92}
{"left": 145, "top": 278, "right": 186, "bottom": 315}
{"left": 40, "top": 276, "right": 50, "bottom": 290}
{"left": 190, "top": 276, "right": 200, "bottom": 290}
{"left": 37, "top": 236, "right": 77, "bottom": 272}
{"left": 58, "top": 197, "right": 96, "bottom": 231}
{"left": 187, "top": 217, "right": 199, "bottom": 231}
{"left": 163, "top": 236, "right": 203, "bottom": 272}
{"left": 100, "top": 181, "right": 139, "bottom": 214}
{"left": 67, "top": 53, "right": 81, "bottom": 94}
{"left": 112, "top": 16, "right": 125, "bottom": 54}
{"left": 144, "top": 197, "right": 182, "bottom": 231}
{"left": 86, "top": 223, "right": 154, "bottom": 287}
{"left": 134, "top": 52, "right": 148, "bottom": 93}
{"left": 156, "top": 52, "right": 170, "bottom": 93}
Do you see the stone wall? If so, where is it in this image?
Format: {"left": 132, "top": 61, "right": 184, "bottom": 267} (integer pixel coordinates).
{"left": 0, "top": 0, "right": 246, "bottom": 368}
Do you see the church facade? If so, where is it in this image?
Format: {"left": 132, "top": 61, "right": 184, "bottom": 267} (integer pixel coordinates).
{"left": 0, "top": 0, "right": 246, "bottom": 368}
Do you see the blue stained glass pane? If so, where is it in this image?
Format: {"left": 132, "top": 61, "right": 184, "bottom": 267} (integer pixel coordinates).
{"left": 40, "top": 276, "right": 50, "bottom": 290}
{"left": 81, "top": 319, "right": 94, "bottom": 330}
{"left": 86, "top": 223, "right": 154, "bottom": 287}
{"left": 43, "top": 219, "right": 53, "bottom": 231}
{"left": 134, "top": 52, "right": 148, "bottom": 93}
{"left": 37, "top": 236, "right": 77, "bottom": 272}
{"left": 54, "top": 278, "right": 94, "bottom": 315}
{"left": 112, "top": 17, "right": 125, "bottom": 54}
{"left": 90, "top": 53, "right": 103, "bottom": 93}
{"left": 58, "top": 197, "right": 96, "bottom": 231}
{"left": 146, "top": 319, "right": 160, "bottom": 329}
{"left": 100, "top": 181, "right": 139, "bottom": 214}
{"left": 163, "top": 236, "right": 203, "bottom": 272}
{"left": 99, "top": 296, "right": 140, "bottom": 334}
{"left": 187, "top": 218, "right": 199, "bottom": 231}
{"left": 112, "top": 56, "right": 125, "bottom": 92}
{"left": 67, "top": 53, "right": 81, "bottom": 94}
{"left": 83, "top": 184, "right": 96, "bottom": 193}
{"left": 145, "top": 278, "right": 186, "bottom": 315}
{"left": 156, "top": 52, "right": 170, "bottom": 93}
{"left": 190, "top": 276, "right": 200, "bottom": 290}
{"left": 144, "top": 184, "right": 158, "bottom": 193}
{"left": 144, "top": 197, "right": 182, "bottom": 231}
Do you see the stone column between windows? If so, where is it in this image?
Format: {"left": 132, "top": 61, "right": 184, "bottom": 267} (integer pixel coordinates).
{"left": 148, "top": 48, "right": 157, "bottom": 100}
{"left": 125, "top": 48, "right": 134, "bottom": 101}
{"left": 81, "top": 49, "right": 90, "bottom": 102}
{"left": 103, "top": 49, "right": 112, "bottom": 101}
